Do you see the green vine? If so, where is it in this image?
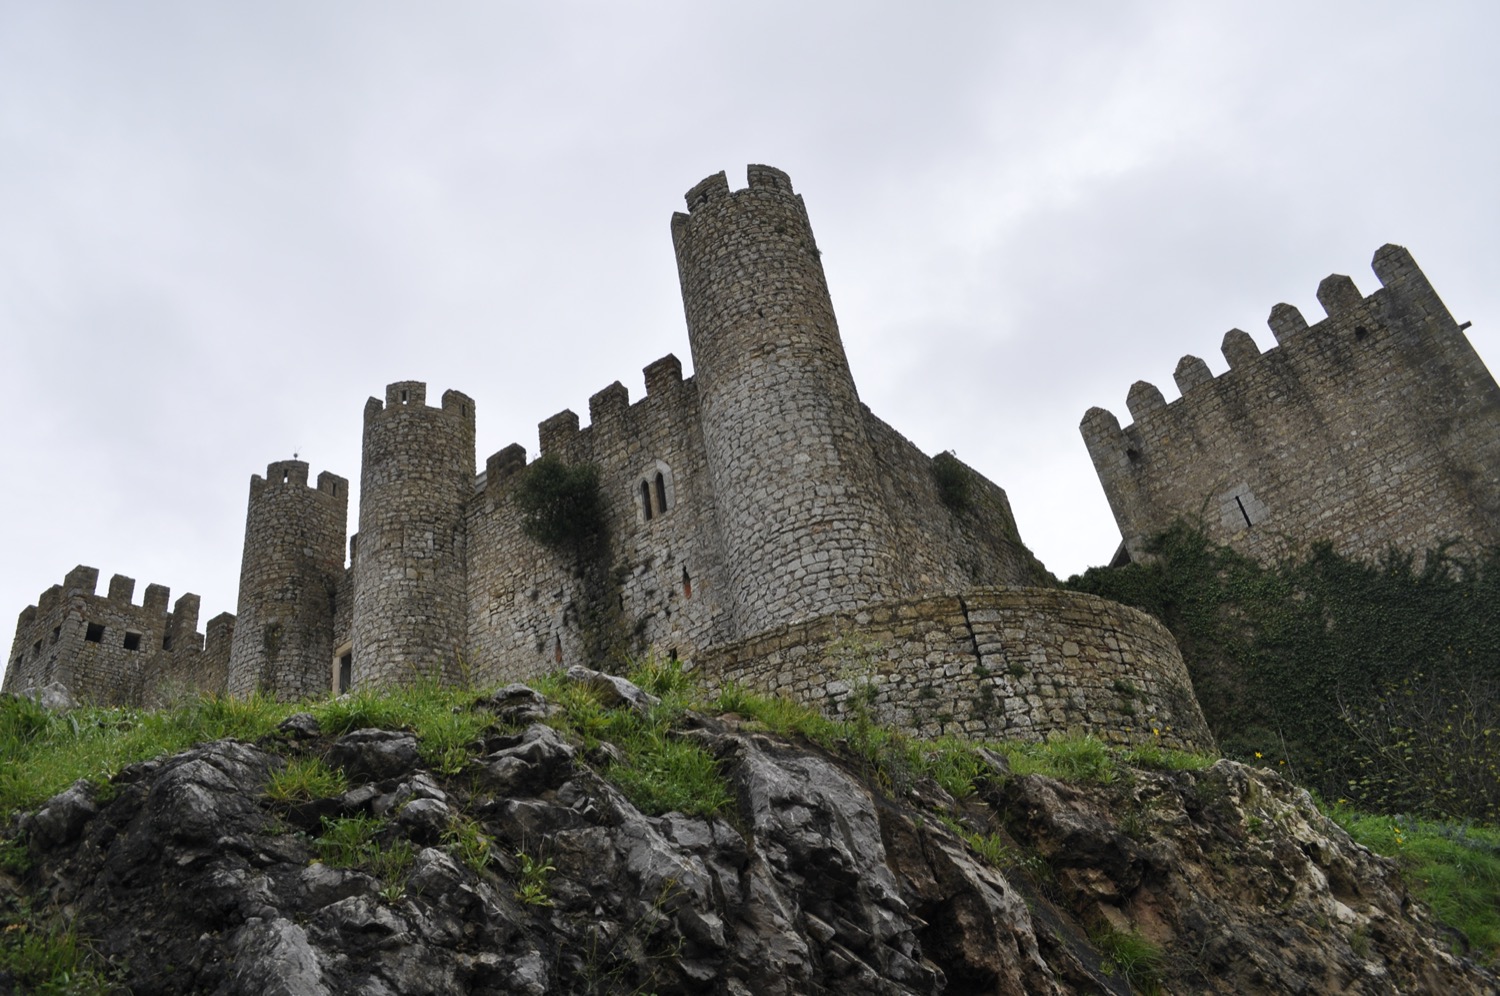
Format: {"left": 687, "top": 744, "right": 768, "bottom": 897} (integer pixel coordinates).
{"left": 1067, "top": 523, "right": 1500, "bottom": 821}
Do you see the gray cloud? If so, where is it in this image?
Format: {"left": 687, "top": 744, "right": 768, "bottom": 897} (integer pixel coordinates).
{"left": 3, "top": 1, "right": 1496, "bottom": 683}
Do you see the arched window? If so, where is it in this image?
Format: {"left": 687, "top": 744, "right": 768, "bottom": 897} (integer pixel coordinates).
{"left": 636, "top": 460, "right": 676, "bottom": 523}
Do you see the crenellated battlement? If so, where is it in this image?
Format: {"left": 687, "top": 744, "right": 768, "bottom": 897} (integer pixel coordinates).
{"left": 18, "top": 566, "right": 184, "bottom": 613}
{"left": 248, "top": 461, "right": 348, "bottom": 502}
{"left": 1086, "top": 245, "right": 1457, "bottom": 441}
{"left": 364, "top": 382, "right": 475, "bottom": 427}
{"left": 532, "top": 354, "right": 699, "bottom": 464}
{"left": 1083, "top": 244, "right": 1500, "bottom": 566}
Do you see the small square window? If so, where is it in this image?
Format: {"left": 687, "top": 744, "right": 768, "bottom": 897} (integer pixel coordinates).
{"left": 123, "top": 631, "right": 142, "bottom": 651}
{"left": 85, "top": 623, "right": 104, "bottom": 643}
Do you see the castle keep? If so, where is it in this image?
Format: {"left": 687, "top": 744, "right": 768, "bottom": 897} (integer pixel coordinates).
{"left": 1083, "top": 246, "right": 1500, "bottom": 566}
{"left": 17, "top": 164, "right": 1370, "bottom": 753}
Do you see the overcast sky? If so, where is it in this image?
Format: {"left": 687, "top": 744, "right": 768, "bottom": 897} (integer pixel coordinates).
{"left": 3, "top": 2, "right": 1496, "bottom": 683}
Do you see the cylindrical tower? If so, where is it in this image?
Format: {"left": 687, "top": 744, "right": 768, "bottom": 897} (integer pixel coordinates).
{"left": 351, "top": 382, "right": 475, "bottom": 687}
{"left": 227, "top": 460, "right": 349, "bottom": 699}
{"left": 671, "top": 165, "right": 899, "bottom": 635}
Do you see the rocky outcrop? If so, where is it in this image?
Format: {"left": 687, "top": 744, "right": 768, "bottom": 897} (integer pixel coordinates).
{"left": 1, "top": 680, "right": 1491, "bottom": 994}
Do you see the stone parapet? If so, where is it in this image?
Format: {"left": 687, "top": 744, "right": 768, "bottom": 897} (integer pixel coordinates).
{"left": 692, "top": 587, "right": 1213, "bottom": 752}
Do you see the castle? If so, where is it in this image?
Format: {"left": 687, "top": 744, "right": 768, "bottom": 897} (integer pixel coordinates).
{"left": 28, "top": 165, "right": 1496, "bottom": 752}
{"left": 1082, "top": 246, "right": 1500, "bottom": 566}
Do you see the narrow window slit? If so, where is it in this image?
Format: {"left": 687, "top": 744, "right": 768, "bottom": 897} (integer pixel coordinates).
{"left": 1234, "top": 495, "right": 1253, "bottom": 527}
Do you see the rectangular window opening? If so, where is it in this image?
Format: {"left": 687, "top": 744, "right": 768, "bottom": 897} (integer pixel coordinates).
{"left": 123, "top": 631, "right": 142, "bottom": 651}
{"left": 338, "top": 653, "right": 352, "bottom": 695}
{"left": 162, "top": 633, "right": 173, "bottom": 651}
{"left": 85, "top": 622, "right": 105, "bottom": 643}
{"left": 50, "top": 626, "right": 60, "bottom": 645}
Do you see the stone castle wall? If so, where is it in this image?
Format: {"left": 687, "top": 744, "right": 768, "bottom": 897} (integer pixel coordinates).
{"left": 463, "top": 356, "right": 735, "bottom": 683}
{"left": 4, "top": 565, "right": 231, "bottom": 706}
{"left": 1083, "top": 245, "right": 1500, "bottom": 564}
{"left": 693, "top": 587, "right": 1213, "bottom": 751}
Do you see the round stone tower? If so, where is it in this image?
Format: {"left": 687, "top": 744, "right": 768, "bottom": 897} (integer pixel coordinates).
{"left": 227, "top": 460, "right": 349, "bottom": 699}
{"left": 351, "top": 382, "right": 475, "bottom": 687}
{"left": 671, "top": 165, "right": 899, "bottom": 635}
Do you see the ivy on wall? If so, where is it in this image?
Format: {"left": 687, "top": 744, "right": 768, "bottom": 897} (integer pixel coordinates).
{"left": 1067, "top": 523, "right": 1500, "bottom": 821}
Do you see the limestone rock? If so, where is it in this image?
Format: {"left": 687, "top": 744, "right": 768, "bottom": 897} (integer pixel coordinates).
{"left": 2, "top": 705, "right": 1491, "bottom": 995}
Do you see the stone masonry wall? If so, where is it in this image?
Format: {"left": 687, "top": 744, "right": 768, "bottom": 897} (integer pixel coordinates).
{"left": 352, "top": 383, "right": 475, "bottom": 686}
{"left": 863, "top": 411, "right": 1049, "bottom": 592}
{"left": 1083, "top": 245, "right": 1500, "bottom": 564}
{"left": 227, "top": 461, "right": 348, "bottom": 699}
{"left": 672, "top": 165, "right": 901, "bottom": 635}
{"left": 692, "top": 586, "right": 1213, "bottom": 751}
{"left": 4, "top": 566, "right": 231, "bottom": 706}
{"left": 465, "top": 356, "right": 735, "bottom": 683}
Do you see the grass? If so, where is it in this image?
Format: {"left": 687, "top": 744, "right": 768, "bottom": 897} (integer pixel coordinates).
{"left": 993, "top": 733, "right": 1120, "bottom": 784}
{"left": 265, "top": 756, "right": 346, "bottom": 802}
{"left": 1091, "top": 926, "right": 1164, "bottom": 994}
{"left": 1329, "top": 806, "right": 1500, "bottom": 963}
{"left": 6, "top": 660, "right": 1496, "bottom": 976}
{"left": 444, "top": 814, "right": 495, "bottom": 874}
{"left": 0, "top": 692, "right": 292, "bottom": 815}
{"left": 537, "top": 658, "right": 735, "bottom": 818}
{"left": 0, "top": 680, "right": 494, "bottom": 818}
{"left": 0, "top": 906, "right": 114, "bottom": 996}
{"left": 314, "top": 814, "right": 416, "bottom": 893}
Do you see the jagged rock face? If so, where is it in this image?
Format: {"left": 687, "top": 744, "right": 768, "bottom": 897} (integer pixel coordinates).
{"left": 2, "top": 694, "right": 1492, "bottom": 994}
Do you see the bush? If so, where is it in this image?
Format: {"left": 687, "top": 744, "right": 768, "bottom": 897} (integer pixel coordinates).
{"left": 931, "top": 451, "right": 973, "bottom": 512}
{"left": 512, "top": 456, "right": 606, "bottom": 556}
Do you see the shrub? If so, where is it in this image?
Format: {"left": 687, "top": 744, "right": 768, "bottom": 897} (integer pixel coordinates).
{"left": 931, "top": 451, "right": 973, "bottom": 512}
{"left": 512, "top": 456, "right": 606, "bottom": 556}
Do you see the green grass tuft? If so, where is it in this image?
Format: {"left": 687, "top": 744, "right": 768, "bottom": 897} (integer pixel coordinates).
{"left": 995, "top": 734, "right": 1119, "bottom": 784}
{"left": 265, "top": 756, "right": 346, "bottom": 802}
{"left": 1330, "top": 806, "right": 1500, "bottom": 962}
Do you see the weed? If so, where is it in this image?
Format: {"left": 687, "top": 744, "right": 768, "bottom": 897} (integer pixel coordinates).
{"left": 0, "top": 910, "right": 113, "bottom": 995}
{"left": 444, "top": 814, "right": 495, "bottom": 874}
{"left": 0, "top": 692, "right": 291, "bottom": 815}
{"left": 0, "top": 833, "right": 32, "bottom": 874}
{"left": 265, "top": 756, "right": 346, "bottom": 803}
{"left": 997, "top": 734, "right": 1118, "bottom": 785}
{"left": 1124, "top": 742, "right": 1215, "bottom": 772}
{"left": 315, "top": 814, "right": 415, "bottom": 886}
{"left": 1329, "top": 806, "right": 1500, "bottom": 962}
{"left": 515, "top": 849, "right": 557, "bottom": 906}
{"left": 1092, "top": 926, "right": 1164, "bottom": 994}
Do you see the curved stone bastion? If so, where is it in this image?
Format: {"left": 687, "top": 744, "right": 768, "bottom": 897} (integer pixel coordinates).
{"left": 690, "top": 587, "right": 1214, "bottom": 752}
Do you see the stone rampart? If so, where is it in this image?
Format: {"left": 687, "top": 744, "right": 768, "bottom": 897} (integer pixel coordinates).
{"left": 1083, "top": 245, "right": 1500, "bottom": 564}
{"left": 692, "top": 586, "right": 1213, "bottom": 751}
{"left": 4, "top": 565, "right": 230, "bottom": 706}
